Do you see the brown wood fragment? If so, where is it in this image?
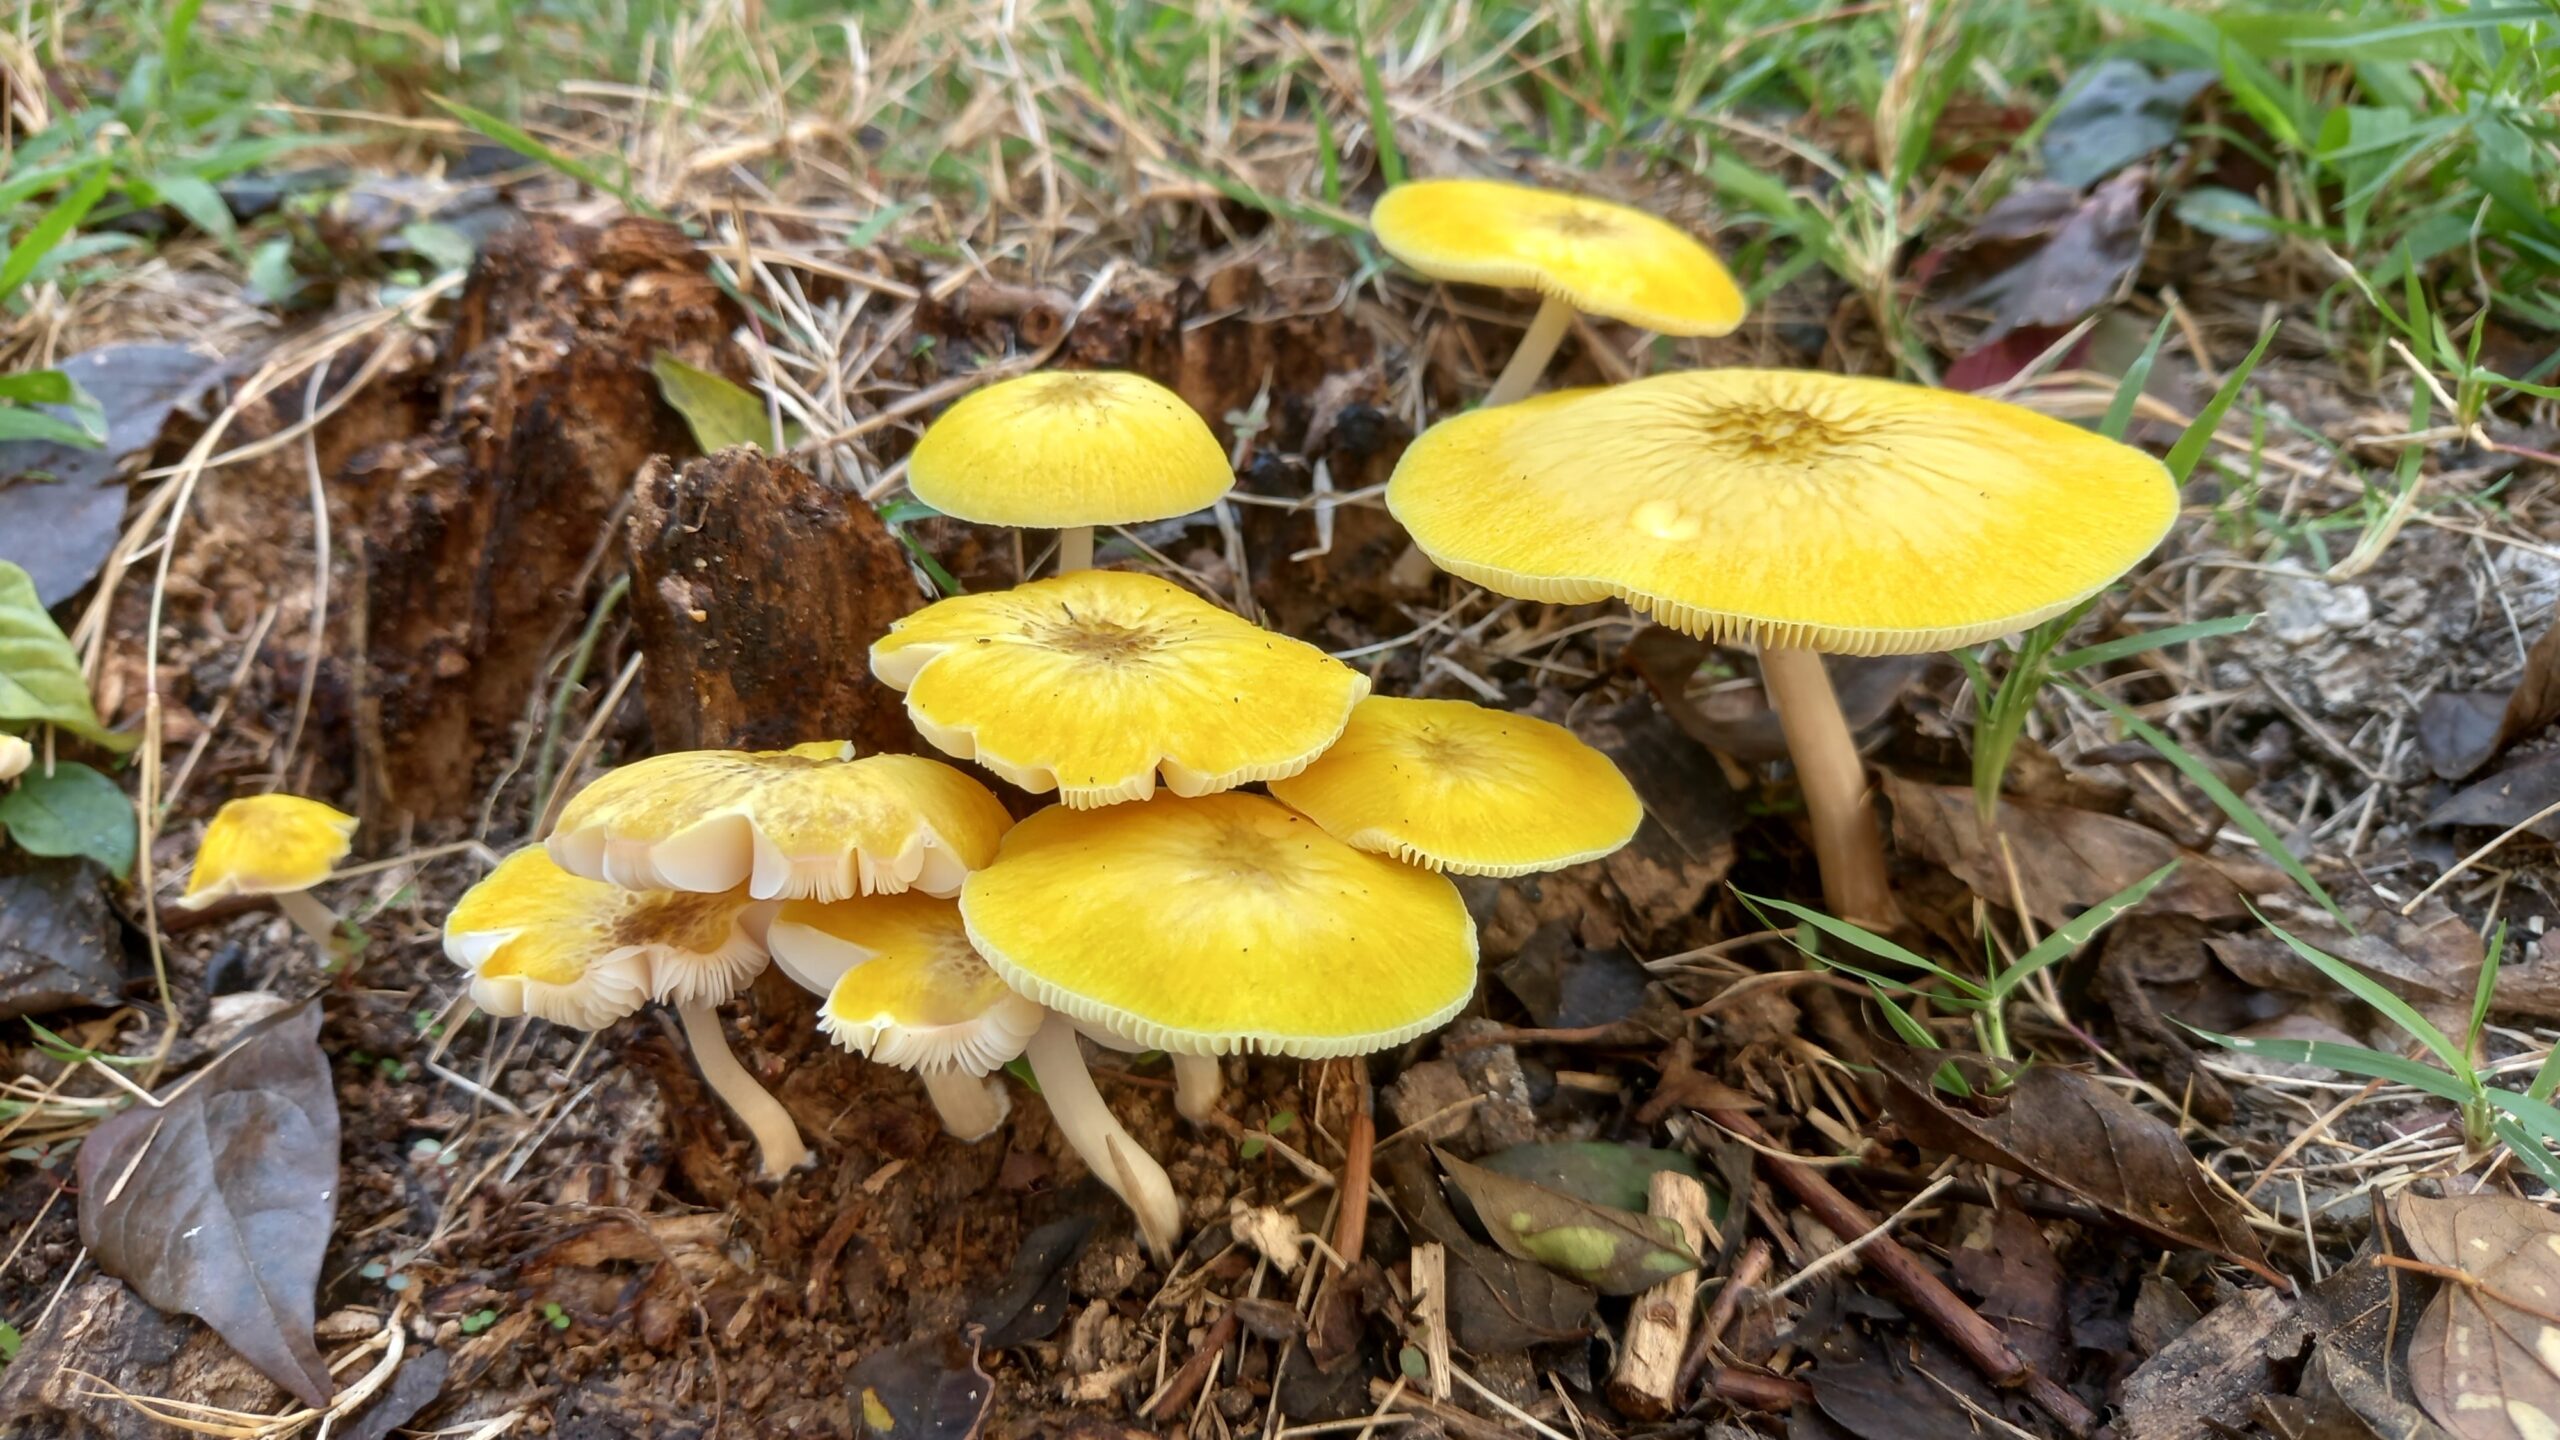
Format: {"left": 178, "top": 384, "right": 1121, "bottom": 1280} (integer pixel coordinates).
{"left": 1607, "top": 1169, "right": 1715, "bottom": 1419}
{"left": 626, "top": 446, "right": 924, "bottom": 754}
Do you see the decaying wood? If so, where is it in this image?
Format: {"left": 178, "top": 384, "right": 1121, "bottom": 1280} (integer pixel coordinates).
{"left": 1607, "top": 1169, "right": 1715, "bottom": 1419}
{"left": 626, "top": 446, "right": 924, "bottom": 754}
{"left": 1408, "top": 1241, "right": 1451, "bottom": 1401}
{"left": 0, "top": 1275, "right": 287, "bottom": 1439}
{"left": 351, "top": 216, "right": 742, "bottom": 822}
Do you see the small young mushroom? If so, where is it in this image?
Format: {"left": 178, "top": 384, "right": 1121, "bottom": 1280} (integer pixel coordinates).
{"left": 0, "top": 733, "right": 29, "bottom": 782}
{"left": 908, "top": 370, "right": 1232, "bottom": 572}
{"left": 1369, "top": 178, "right": 1744, "bottom": 406}
{"left": 962, "top": 792, "right": 1478, "bottom": 1250}
{"left": 175, "top": 794, "right": 359, "bottom": 956}
{"left": 872, "top": 570, "right": 1370, "bottom": 808}
{"left": 796, "top": 892, "right": 1043, "bottom": 1143}
{"left": 445, "top": 846, "right": 809, "bottom": 1178}
{"left": 1387, "top": 370, "right": 2177, "bottom": 927}
{"left": 1269, "top": 695, "right": 1642, "bottom": 876}
{"left": 547, "top": 741, "right": 1012, "bottom": 902}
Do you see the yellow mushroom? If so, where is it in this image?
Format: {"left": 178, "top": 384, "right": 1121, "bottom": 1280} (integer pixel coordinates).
{"left": 1269, "top": 696, "right": 1641, "bottom": 876}
{"left": 909, "top": 370, "right": 1232, "bottom": 572}
{"left": 547, "top": 741, "right": 1012, "bottom": 902}
{"left": 787, "top": 893, "right": 1043, "bottom": 1143}
{"left": 1369, "top": 178, "right": 1744, "bottom": 406}
{"left": 0, "top": 734, "right": 29, "bottom": 782}
{"left": 1387, "top": 369, "right": 2178, "bottom": 927}
{"left": 176, "top": 794, "right": 359, "bottom": 954}
{"left": 960, "top": 793, "right": 1479, "bottom": 1257}
{"left": 444, "top": 847, "right": 808, "bottom": 1178}
{"left": 871, "top": 570, "right": 1369, "bottom": 808}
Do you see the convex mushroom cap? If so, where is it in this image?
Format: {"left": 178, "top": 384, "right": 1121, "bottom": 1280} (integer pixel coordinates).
{"left": 1269, "top": 696, "right": 1640, "bottom": 876}
{"left": 1387, "top": 371, "right": 2179, "bottom": 654}
{"left": 909, "top": 371, "right": 1231, "bottom": 529}
{"left": 872, "top": 571, "right": 1369, "bottom": 807}
{"left": 443, "top": 847, "right": 764, "bottom": 1028}
{"left": 961, "top": 792, "right": 1478, "bottom": 1057}
{"left": 1370, "top": 178, "right": 1745, "bottom": 339}
{"left": 177, "top": 794, "right": 357, "bottom": 908}
{"left": 801, "top": 893, "right": 1043, "bottom": 1076}
{"left": 548, "top": 742, "right": 1012, "bottom": 902}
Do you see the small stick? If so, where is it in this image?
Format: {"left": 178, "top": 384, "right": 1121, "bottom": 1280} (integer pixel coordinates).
{"left": 1408, "top": 1242, "right": 1451, "bottom": 1401}
{"left": 1607, "top": 1170, "right": 1714, "bottom": 1418}
{"left": 1710, "top": 1108, "right": 2094, "bottom": 1437}
{"left": 1711, "top": 1367, "right": 1813, "bottom": 1411}
{"left": 1145, "top": 1307, "right": 1241, "bottom": 1421}
{"left": 1676, "top": 1239, "right": 1773, "bottom": 1401}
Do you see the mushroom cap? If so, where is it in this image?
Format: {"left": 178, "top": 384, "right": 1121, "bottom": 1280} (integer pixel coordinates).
{"left": 0, "top": 734, "right": 29, "bottom": 782}
{"left": 548, "top": 742, "right": 1013, "bottom": 902}
{"left": 960, "top": 793, "right": 1478, "bottom": 1058}
{"left": 444, "top": 847, "right": 767, "bottom": 1027}
{"left": 871, "top": 570, "right": 1370, "bottom": 807}
{"left": 1387, "top": 371, "right": 2180, "bottom": 655}
{"left": 179, "top": 794, "right": 358, "bottom": 908}
{"left": 1369, "top": 178, "right": 1745, "bottom": 336}
{"left": 803, "top": 893, "right": 1044, "bottom": 1075}
{"left": 1268, "top": 696, "right": 1641, "bottom": 876}
{"left": 908, "top": 370, "right": 1233, "bottom": 529}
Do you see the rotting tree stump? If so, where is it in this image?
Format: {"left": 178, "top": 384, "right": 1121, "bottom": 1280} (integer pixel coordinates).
{"left": 351, "top": 217, "right": 743, "bottom": 824}
{"left": 626, "top": 446, "right": 925, "bottom": 754}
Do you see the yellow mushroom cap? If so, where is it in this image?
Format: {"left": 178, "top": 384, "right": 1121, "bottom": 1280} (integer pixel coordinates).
{"left": 547, "top": 742, "right": 1013, "bottom": 902}
{"left": 1370, "top": 179, "right": 1745, "bottom": 336}
{"left": 1268, "top": 697, "right": 1641, "bottom": 877}
{"left": 871, "top": 570, "right": 1370, "bottom": 807}
{"left": 960, "top": 793, "right": 1477, "bottom": 1058}
{"left": 444, "top": 848, "right": 767, "bottom": 1027}
{"left": 801, "top": 893, "right": 1043, "bottom": 1074}
{"left": 1387, "top": 371, "right": 2180, "bottom": 655}
{"left": 907, "top": 371, "right": 1233, "bottom": 529}
{"left": 178, "top": 794, "right": 358, "bottom": 907}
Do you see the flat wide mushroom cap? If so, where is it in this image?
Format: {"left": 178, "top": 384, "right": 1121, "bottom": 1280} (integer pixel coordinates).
{"left": 1268, "top": 696, "right": 1641, "bottom": 876}
{"left": 1388, "top": 370, "right": 2179, "bottom": 655}
{"left": 180, "top": 794, "right": 358, "bottom": 907}
{"left": 961, "top": 793, "right": 1477, "bottom": 1057}
{"left": 908, "top": 371, "right": 1233, "bottom": 528}
{"left": 548, "top": 742, "right": 1013, "bottom": 902}
{"left": 1370, "top": 178, "right": 1744, "bottom": 336}
{"left": 809, "top": 894, "right": 1044, "bottom": 1074}
{"left": 871, "top": 570, "right": 1370, "bottom": 807}
{"left": 445, "top": 848, "right": 765, "bottom": 1027}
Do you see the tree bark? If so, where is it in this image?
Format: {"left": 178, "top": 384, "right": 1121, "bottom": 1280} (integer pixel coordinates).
{"left": 626, "top": 447, "right": 925, "bottom": 754}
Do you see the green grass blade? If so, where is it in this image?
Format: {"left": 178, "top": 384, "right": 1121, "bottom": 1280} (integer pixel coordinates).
{"left": 2067, "top": 681, "right": 2345, "bottom": 923}
{"left": 1735, "top": 890, "right": 1989, "bottom": 998}
{"left": 2492, "top": 1113, "right": 2560, "bottom": 1191}
{"left": 1993, "top": 863, "right": 2178, "bottom": 995}
{"left": 2253, "top": 909, "right": 2464, "bottom": 1074}
{"left": 1357, "top": 43, "right": 1405, "bottom": 187}
{"left": 428, "top": 95, "right": 659, "bottom": 217}
{"left": 2101, "top": 314, "right": 2175, "bottom": 441}
{"left": 0, "top": 164, "right": 112, "bottom": 307}
{"left": 2053, "top": 614, "right": 2258, "bottom": 672}
{"left": 2470, "top": 922, "right": 2508, "bottom": 1056}
{"left": 2162, "top": 322, "right": 2278, "bottom": 482}
{"left": 2177, "top": 1021, "right": 2471, "bottom": 1103}
{"left": 1867, "top": 984, "right": 1946, "bottom": 1051}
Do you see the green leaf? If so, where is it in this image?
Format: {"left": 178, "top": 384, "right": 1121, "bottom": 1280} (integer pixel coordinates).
{"left": 0, "top": 371, "right": 75, "bottom": 405}
{"left": 1436, "top": 1148, "right": 1698, "bottom": 1295}
{"left": 0, "top": 164, "right": 113, "bottom": 307}
{"left": 0, "top": 761, "right": 135, "bottom": 876}
{"left": 2066, "top": 681, "right": 2340, "bottom": 922}
{"left": 2253, "top": 910, "right": 2464, "bottom": 1076}
{"left": 0, "top": 406, "right": 108, "bottom": 448}
{"left": 396, "top": 220, "right": 477, "bottom": 274}
{"left": 146, "top": 172, "right": 237, "bottom": 249}
{"left": 2052, "top": 613, "right": 2258, "bottom": 672}
{"left": 1737, "top": 890, "right": 1989, "bottom": 998}
{"left": 845, "top": 198, "right": 924, "bottom": 250}
{"left": 2163, "top": 322, "right": 2278, "bottom": 482}
{"left": 2100, "top": 313, "right": 2175, "bottom": 441}
{"left": 2177, "top": 1022, "right": 2472, "bottom": 1103}
{"left": 0, "top": 563, "right": 133, "bottom": 750}
{"left": 426, "top": 95, "right": 657, "bottom": 216}
{"left": 650, "top": 355, "right": 777, "bottom": 453}
{"left": 1478, "top": 1142, "right": 1708, "bottom": 1213}
{"left": 1993, "top": 863, "right": 2178, "bottom": 995}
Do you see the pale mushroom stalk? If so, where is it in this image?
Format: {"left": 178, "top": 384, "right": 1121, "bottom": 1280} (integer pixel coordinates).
{"left": 920, "top": 1068, "right": 1010, "bottom": 1143}
{"left": 1025, "top": 1012, "right": 1181, "bottom": 1261}
{"left": 676, "top": 999, "right": 811, "bottom": 1179}
{"left": 1172, "top": 1054, "right": 1224, "bottom": 1123}
{"left": 1057, "top": 525, "right": 1095, "bottom": 573}
{"left": 274, "top": 888, "right": 347, "bottom": 953}
{"left": 1485, "top": 296, "right": 1576, "bottom": 408}
{"left": 1758, "top": 648, "right": 1900, "bottom": 931}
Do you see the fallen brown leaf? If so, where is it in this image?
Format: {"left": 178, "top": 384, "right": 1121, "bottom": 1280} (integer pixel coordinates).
{"left": 1884, "top": 774, "right": 2250, "bottom": 929}
{"left": 2400, "top": 1192, "right": 2560, "bottom": 1440}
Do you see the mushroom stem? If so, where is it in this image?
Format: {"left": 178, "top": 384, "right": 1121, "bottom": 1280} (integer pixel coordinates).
{"left": 1484, "top": 295, "right": 1575, "bottom": 408}
{"left": 275, "top": 889, "right": 347, "bottom": 962}
{"left": 920, "top": 1068, "right": 1011, "bottom": 1143}
{"left": 675, "top": 999, "right": 811, "bottom": 1180}
{"left": 1758, "top": 647, "right": 1903, "bottom": 931}
{"left": 1026, "top": 1012, "right": 1182, "bottom": 1262}
{"left": 1172, "top": 1054, "right": 1224, "bottom": 1123}
{"left": 1058, "top": 525, "right": 1095, "bottom": 573}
